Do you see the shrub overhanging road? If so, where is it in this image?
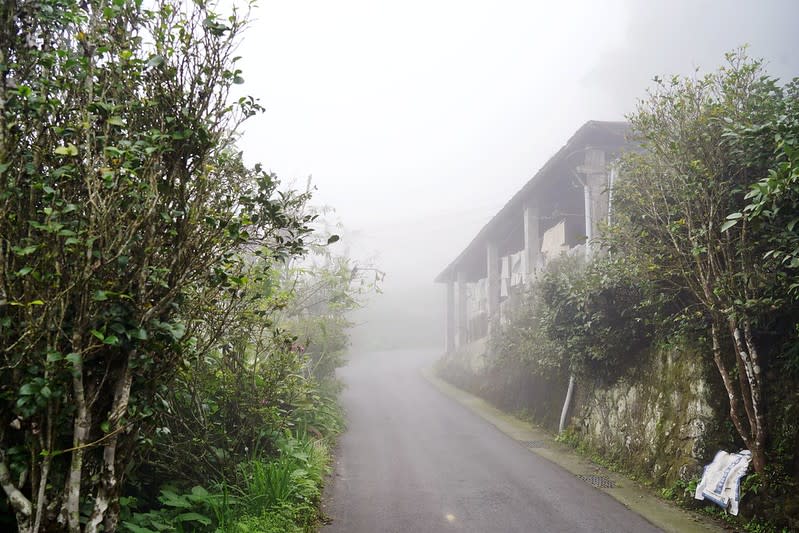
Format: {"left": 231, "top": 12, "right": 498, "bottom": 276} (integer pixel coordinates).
{"left": 323, "top": 349, "right": 662, "bottom": 533}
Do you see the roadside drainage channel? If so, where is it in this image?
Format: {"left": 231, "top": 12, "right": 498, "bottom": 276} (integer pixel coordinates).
{"left": 577, "top": 474, "right": 616, "bottom": 489}
{"left": 520, "top": 440, "right": 618, "bottom": 489}
{"left": 521, "top": 440, "right": 547, "bottom": 449}
{"left": 421, "top": 365, "right": 727, "bottom": 533}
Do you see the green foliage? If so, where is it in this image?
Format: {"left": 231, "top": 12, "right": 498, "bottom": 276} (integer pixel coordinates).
{"left": 660, "top": 477, "right": 696, "bottom": 501}
{"left": 279, "top": 242, "right": 383, "bottom": 380}
{"left": 491, "top": 253, "right": 654, "bottom": 380}
{"left": 290, "top": 379, "right": 346, "bottom": 438}
{"left": 121, "top": 486, "right": 223, "bottom": 533}
{"left": 0, "top": 0, "right": 313, "bottom": 530}
{"left": 225, "top": 508, "right": 302, "bottom": 533}
{"left": 137, "top": 262, "right": 314, "bottom": 487}
{"left": 232, "top": 435, "right": 329, "bottom": 525}
{"left": 120, "top": 431, "right": 333, "bottom": 533}
{"left": 609, "top": 49, "right": 799, "bottom": 474}
{"left": 727, "top": 80, "right": 799, "bottom": 297}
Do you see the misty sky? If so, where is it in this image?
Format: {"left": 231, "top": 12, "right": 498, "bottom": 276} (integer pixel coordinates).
{"left": 233, "top": 1, "right": 799, "bottom": 347}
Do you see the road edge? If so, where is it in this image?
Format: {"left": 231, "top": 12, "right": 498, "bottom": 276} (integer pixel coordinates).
{"left": 421, "top": 365, "right": 727, "bottom": 533}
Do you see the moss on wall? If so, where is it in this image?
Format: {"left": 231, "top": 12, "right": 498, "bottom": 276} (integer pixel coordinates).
{"left": 571, "top": 340, "right": 723, "bottom": 488}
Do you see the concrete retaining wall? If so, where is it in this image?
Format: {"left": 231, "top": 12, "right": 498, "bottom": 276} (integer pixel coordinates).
{"left": 571, "top": 345, "right": 718, "bottom": 485}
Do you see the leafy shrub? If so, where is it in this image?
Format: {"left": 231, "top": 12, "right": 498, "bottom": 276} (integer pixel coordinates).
{"left": 121, "top": 432, "right": 333, "bottom": 533}
{"left": 227, "top": 507, "right": 303, "bottom": 533}
{"left": 492, "top": 253, "right": 655, "bottom": 381}
{"left": 0, "top": 1, "right": 312, "bottom": 530}
{"left": 121, "top": 486, "right": 225, "bottom": 533}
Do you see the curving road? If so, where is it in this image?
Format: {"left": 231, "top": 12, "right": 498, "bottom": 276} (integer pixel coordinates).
{"left": 322, "top": 349, "right": 662, "bottom": 533}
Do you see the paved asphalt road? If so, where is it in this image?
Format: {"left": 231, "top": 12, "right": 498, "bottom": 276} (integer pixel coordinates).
{"left": 322, "top": 349, "right": 662, "bottom": 533}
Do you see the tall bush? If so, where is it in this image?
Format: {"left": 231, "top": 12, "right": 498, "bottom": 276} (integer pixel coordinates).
{"left": 491, "top": 254, "right": 654, "bottom": 381}
{"left": 612, "top": 51, "right": 799, "bottom": 474}
{"left": 0, "top": 1, "right": 310, "bottom": 531}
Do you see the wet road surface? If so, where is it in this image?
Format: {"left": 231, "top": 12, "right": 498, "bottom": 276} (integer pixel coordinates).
{"left": 322, "top": 349, "right": 662, "bottom": 533}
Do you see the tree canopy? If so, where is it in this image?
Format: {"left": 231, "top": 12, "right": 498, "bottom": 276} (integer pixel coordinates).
{"left": 0, "top": 1, "right": 312, "bottom": 530}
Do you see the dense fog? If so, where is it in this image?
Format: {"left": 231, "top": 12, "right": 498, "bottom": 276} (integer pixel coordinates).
{"left": 235, "top": 0, "right": 799, "bottom": 352}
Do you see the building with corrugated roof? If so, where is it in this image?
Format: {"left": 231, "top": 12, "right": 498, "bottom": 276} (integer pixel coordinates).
{"left": 435, "top": 120, "right": 632, "bottom": 354}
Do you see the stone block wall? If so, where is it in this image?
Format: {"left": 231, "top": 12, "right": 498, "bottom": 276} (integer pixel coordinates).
{"left": 570, "top": 344, "right": 718, "bottom": 486}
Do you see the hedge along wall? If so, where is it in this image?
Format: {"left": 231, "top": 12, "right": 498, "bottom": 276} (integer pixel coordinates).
{"left": 435, "top": 339, "right": 567, "bottom": 431}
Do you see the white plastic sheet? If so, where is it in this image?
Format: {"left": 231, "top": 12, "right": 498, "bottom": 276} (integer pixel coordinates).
{"left": 694, "top": 449, "right": 752, "bottom": 516}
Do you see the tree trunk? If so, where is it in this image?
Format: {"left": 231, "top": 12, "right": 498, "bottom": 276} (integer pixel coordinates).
{"left": 32, "top": 454, "right": 50, "bottom": 533}
{"left": 710, "top": 321, "right": 752, "bottom": 449}
{"left": 0, "top": 451, "right": 32, "bottom": 533}
{"left": 63, "top": 331, "right": 90, "bottom": 533}
{"left": 735, "top": 319, "right": 767, "bottom": 474}
{"left": 712, "top": 316, "right": 768, "bottom": 475}
{"left": 85, "top": 358, "right": 133, "bottom": 533}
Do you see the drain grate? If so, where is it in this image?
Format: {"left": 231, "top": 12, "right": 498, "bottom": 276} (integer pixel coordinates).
{"left": 521, "top": 440, "right": 547, "bottom": 449}
{"left": 577, "top": 474, "right": 616, "bottom": 489}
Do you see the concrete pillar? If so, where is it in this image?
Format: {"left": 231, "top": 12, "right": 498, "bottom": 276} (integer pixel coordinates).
{"left": 486, "top": 242, "right": 500, "bottom": 337}
{"left": 444, "top": 279, "right": 455, "bottom": 353}
{"left": 580, "top": 149, "right": 607, "bottom": 258}
{"left": 523, "top": 204, "right": 540, "bottom": 283}
{"left": 583, "top": 182, "right": 593, "bottom": 260}
{"left": 456, "top": 271, "right": 468, "bottom": 347}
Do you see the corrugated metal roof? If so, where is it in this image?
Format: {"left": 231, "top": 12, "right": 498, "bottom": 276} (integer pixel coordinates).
{"left": 434, "top": 120, "right": 631, "bottom": 283}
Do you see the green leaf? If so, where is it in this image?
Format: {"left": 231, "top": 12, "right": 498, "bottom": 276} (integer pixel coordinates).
{"left": 92, "top": 290, "right": 109, "bottom": 301}
{"left": 129, "top": 328, "right": 148, "bottom": 340}
{"left": 12, "top": 245, "right": 37, "bottom": 256}
{"left": 65, "top": 353, "right": 81, "bottom": 365}
{"left": 103, "top": 335, "right": 119, "bottom": 345}
{"left": 176, "top": 512, "right": 211, "bottom": 525}
{"left": 107, "top": 116, "right": 125, "bottom": 126}
{"left": 100, "top": 421, "right": 111, "bottom": 433}
{"left": 15, "top": 267, "right": 33, "bottom": 277}
{"left": 39, "top": 385, "right": 52, "bottom": 399}
{"left": 19, "top": 384, "right": 36, "bottom": 395}
{"left": 120, "top": 523, "right": 157, "bottom": 533}
{"left": 159, "top": 490, "right": 191, "bottom": 508}
{"left": 46, "top": 351, "right": 63, "bottom": 363}
{"left": 146, "top": 54, "right": 165, "bottom": 68}
{"left": 104, "top": 146, "right": 124, "bottom": 157}
{"left": 190, "top": 486, "right": 209, "bottom": 498}
{"left": 91, "top": 330, "right": 105, "bottom": 341}
{"left": 720, "top": 219, "right": 739, "bottom": 232}
{"left": 29, "top": 300, "right": 44, "bottom": 306}
{"left": 54, "top": 144, "right": 79, "bottom": 156}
